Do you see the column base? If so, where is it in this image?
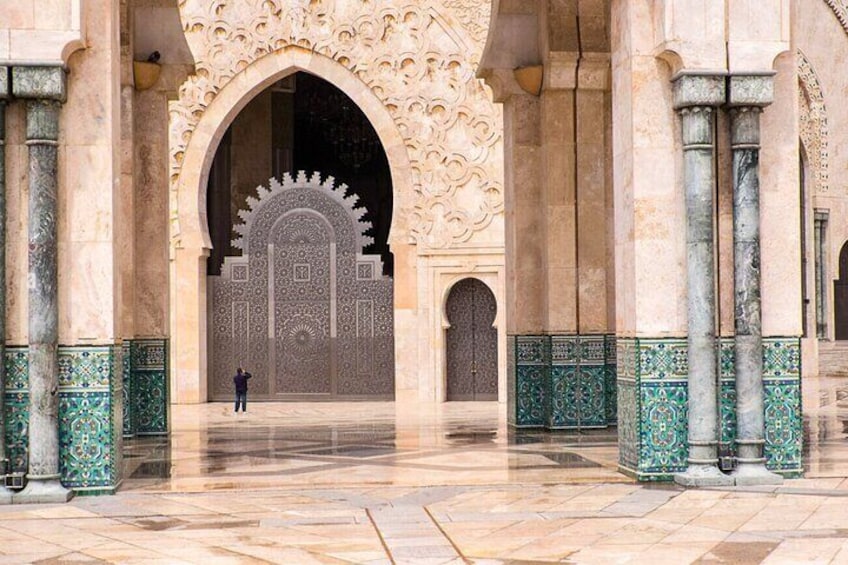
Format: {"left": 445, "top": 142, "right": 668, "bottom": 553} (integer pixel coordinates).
{"left": 732, "top": 462, "right": 784, "bottom": 486}
{"left": 0, "top": 487, "right": 13, "bottom": 505}
{"left": 14, "top": 479, "right": 73, "bottom": 504}
{"left": 673, "top": 465, "right": 735, "bottom": 487}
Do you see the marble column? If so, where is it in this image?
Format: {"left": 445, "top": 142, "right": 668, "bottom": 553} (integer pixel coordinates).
{"left": 672, "top": 73, "right": 733, "bottom": 487}
{"left": 0, "top": 68, "right": 11, "bottom": 504}
{"left": 728, "top": 75, "right": 783, "bottom": 486}
{"left": 12, "top": 66, "right": 72, "bottom": 503}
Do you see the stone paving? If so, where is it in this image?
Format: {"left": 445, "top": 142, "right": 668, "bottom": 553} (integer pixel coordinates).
{"left": 1, "top": 376, "right": 848, "bottom": 564}
{"left": 5, "top": 481, "right": 848, "bottom": 563}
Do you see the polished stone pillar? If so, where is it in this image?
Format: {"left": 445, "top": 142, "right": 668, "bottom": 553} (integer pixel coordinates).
{"left": 672, "top": 74, "right": 733, "bottom": 487}
{"left": 0, "top": 68, "right": 11, "bottom": 504}
{"left": 728, "top": 75, "right": 782, "bottom": 486}
{"left": 12, "top": 66, "right": 72, "bottom": 503}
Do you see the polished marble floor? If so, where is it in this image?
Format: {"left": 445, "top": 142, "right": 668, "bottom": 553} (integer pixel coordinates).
{"left": 4, "top": 377, "right": 848, "bottom": 563}
{"left": 122, "top": 401, "right": 624, "bottom": 493}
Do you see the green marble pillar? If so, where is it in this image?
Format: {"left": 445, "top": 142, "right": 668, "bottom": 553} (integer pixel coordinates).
{"left": 12, "top": 66, "right": 72, "bottom": 503}
{"left": 671, "top": 73, "right": 733, "bottom": 488}
{"left": 728, "top": 75, "right": 783, "bottom": 486}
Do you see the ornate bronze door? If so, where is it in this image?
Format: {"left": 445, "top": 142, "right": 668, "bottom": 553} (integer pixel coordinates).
{"left": 446, "top": 278, "right": 497, "bottom": 401}
{"left": 208, "top": 172, "right": 394, "bottom": 400}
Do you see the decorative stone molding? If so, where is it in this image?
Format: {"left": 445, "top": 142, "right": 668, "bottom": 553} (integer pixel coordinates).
{"left": 824, "top": 0, "right": 848, "bottom": 35}
{"left": 170, "top": 0, "right": 503, "bottom": 249}
{"left": 671, "top": 73, "right": 726, "bottom": 109}
{"left": 797, "top": 50, "right": 829, "bottom": 194}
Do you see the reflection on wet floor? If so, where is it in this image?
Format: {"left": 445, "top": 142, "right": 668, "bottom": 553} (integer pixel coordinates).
{"left": 121, "top": 402, "right": 622, "bottom": 492}
{"left": 803, "top": 376, "right": 848, "bottom": 477}
{"left": 122, "top": 375, "right": 848, "bottom": 493}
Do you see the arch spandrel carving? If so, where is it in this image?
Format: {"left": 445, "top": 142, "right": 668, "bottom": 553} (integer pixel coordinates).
{"left": 171, "top": 0, "right": 503, "bottom": 250}
{"left": 797, "top": 49, "right": 829, "bottom": 194}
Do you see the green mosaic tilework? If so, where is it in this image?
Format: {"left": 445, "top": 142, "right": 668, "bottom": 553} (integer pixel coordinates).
{"left": 763, "top": 338, "right": 802, "bottom": 475}
{"left": 122, "top": 342, "right": 133, "bottom": 438}
{"left": 513, "top": 336, "right": 548, "bottom": 427}
{"left": 511, "top": 335, "right": 616, "bottom": 430}
{"left": 578, "top": 336, "right": 607, "bottom": 428}
{"left": 719, "top": 380, "right": 737, "bottom": 458}
{"left": 604, "top": 335, "right": 617, "bottom": 425}
{"left": 549, "top": 335, "right": 576, "bottom": 429}
{"left": 507, "top": 336, "right": 516, "bottom": 426}
{"left": 638, "top": 339, "right": 688, "bottom": 381}
{"left": 4, "top": 347, "right": 28, "bottom": 474}
{"left": 577, "top": 366, "right": 607, "bottom": 427}
{"left": 618, "top": 336, "right": 803, "bottom": 481}
{"left": 638, "top": 382, "right": 688, "bottom": 475}
{"left": 58, "top": 346, "right": 120, "bottom": 491}
{"left": 130, "top": 339, "right": 169, "bottom": 436}
{"left": 616, "top": 338, "right": 638, "bottom": 472}
{"left": 635, "top": 338, "right": 689, "bottom": 478}
{"left": 764, "top": 379, "right": 802, "bottom": 473}
{"left": 111, "top": 344, "right": 124, "bottom": 488}
{"left": 3, "top": 346, "right": 123, "bottom": 493}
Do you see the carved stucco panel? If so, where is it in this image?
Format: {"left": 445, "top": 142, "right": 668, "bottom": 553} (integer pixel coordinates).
{"left": 823, "top": 0, "right": 848, "bottom": 34}
{"left": 170, "top": 0, "right": 503, "bottom": 250}
{"left": 797, "top": 49, "right": 829, "bottom": 194}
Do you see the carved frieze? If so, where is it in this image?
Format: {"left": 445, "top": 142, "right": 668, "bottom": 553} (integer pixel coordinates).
{"left": 797, "top": 49, "right": 829, "bottom": 194}
{"left": 171, "top": 1, "right": 503, "bottom": 249}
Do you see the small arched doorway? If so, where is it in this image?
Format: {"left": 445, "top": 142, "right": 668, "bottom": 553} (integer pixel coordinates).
{"left": 834, "top": 242, "right": 848, "bottom": 339}
{"left": 445, "top": 278, "right": 498, "bottom": 401}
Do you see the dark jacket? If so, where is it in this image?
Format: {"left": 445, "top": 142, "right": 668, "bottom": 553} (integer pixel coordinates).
{"left": 233, "top": 371, "right": 252, "bottom": 393}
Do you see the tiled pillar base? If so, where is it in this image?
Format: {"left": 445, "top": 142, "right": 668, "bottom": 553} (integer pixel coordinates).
{"left": 127, "top": 339, "right": 169, "bottom": 436}
{"left": 3, "top": 345, "right": 124, "bottom": 495}
{"left": 617, "top": 337, "right": 802, "bottom": 481}
{"left": 509, "top": 334, "right": 617, "bottom": 430}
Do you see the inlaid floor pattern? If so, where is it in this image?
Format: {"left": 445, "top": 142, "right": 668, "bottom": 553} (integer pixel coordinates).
{"left": 4, "top": 378, "right": 848, "bottom": 563}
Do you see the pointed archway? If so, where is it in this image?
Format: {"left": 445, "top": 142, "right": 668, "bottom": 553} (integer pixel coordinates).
{"left": 170, "top": 49, "right": 414, "bottom": 403}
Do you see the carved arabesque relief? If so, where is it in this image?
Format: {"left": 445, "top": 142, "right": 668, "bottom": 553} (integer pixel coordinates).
{"left": 171, "top": 0, "right": 502, "bottom": 249}
{"left": 824, "top": 0, "right": 848, "bottom": 34}
{"left": 797, "top": 49, "right": 829, "bottom": 194}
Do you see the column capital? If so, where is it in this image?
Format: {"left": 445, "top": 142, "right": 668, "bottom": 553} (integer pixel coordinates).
{"left": 727, "top": 73, "right": 775, "bottom": 108}
{"left": 11, "top": 66, "right": 67, "bottom": 103}
{"left": 671, "top": 72, "right": 726, "bottom": 110}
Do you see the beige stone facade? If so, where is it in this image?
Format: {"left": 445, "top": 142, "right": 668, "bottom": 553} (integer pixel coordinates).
{"left": 0, "top": 0, "right": 847, "bottom": 416}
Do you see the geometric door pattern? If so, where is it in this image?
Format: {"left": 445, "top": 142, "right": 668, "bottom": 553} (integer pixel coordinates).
{"left": 209, "top": 172, "right": 394, "bottom": 400}
{"left": 446, "top": 278, "right": 498, "bottom": 401}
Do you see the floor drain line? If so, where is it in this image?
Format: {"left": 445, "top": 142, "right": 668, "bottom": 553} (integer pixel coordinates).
{"left": 365, "top": 507, "right": 396, "bottom": 565}
{"left": 424, "top": 505, "right": 471, "bottom": 565}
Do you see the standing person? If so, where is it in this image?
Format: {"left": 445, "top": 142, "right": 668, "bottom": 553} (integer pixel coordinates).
{"left": 233, "top": 367, "right": 252, "bottom": 413}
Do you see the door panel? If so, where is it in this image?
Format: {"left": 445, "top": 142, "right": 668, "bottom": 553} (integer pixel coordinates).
{"left": 446, "top": 278, "right": 497, "bottom": 401}
{"left": 208, "top": 177, "right": 394, "bottom": 400}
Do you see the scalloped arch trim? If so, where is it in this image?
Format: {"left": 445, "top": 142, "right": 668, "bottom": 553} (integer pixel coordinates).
{"left": 824, "top": 0, "right": 848, "bottom": 34}
{"left": 232, "top": 171, "right": 374, "bottom": 254}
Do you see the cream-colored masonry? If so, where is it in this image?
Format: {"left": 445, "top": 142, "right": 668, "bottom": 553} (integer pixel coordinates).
{"left": 168, "top": 1, "right": 505, "bottom": 403}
